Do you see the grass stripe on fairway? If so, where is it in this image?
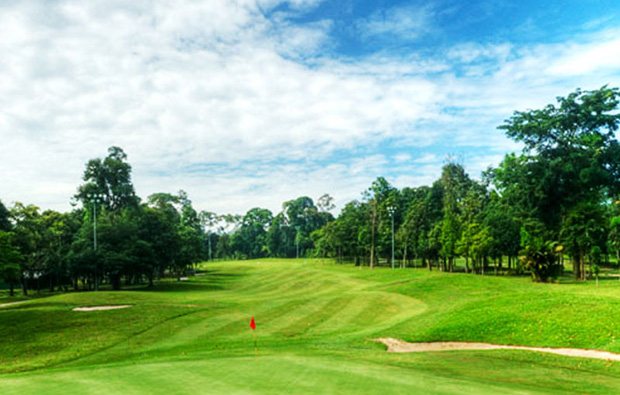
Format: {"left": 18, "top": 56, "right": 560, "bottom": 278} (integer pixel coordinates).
{"left": 0, "top": 354, "right": 557, "bottom": 395}
{"left": 4, "top": 258, "right": 620, "bottom": 394}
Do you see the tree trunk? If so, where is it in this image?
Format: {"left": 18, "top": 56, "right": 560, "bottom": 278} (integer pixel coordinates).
{"left": 20, "top": 275, "right": 28, "bottom": 296}
{"left": 9, "top": 282, "right": 15, "bottom": 297}
{"left": 111, "top": 274, "right": 122, "bottom": 290}
{"left": 57, "top": 269, "right": 62, "bottom": 293}
{"left": 370, "top": 199, "right": 376, "bottom": 270}
{"left": 572, "top": 255, "right": 580, "bottom": 280}
{"left": 465, "top": 256, "right": 469, "bottom": 273}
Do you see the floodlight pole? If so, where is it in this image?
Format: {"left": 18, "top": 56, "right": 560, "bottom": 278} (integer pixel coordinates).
{"left": 388, "top": 206, "right": 396, "bottom": 269}
{"left": 88, "top": 193, "right": 104, "bottom": 291}
{"left": 208, "top": 233, "right": 212, "bottom": 261}
{"left": 94, "top": 202, "right": 98, "bottom": 251}
{"left": 295, "top": 226, "right": 300, "bottom": 259}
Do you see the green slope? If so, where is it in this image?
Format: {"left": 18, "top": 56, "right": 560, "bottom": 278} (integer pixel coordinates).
{"left": 2, "top": 259, "right": 620, "bottom": 394}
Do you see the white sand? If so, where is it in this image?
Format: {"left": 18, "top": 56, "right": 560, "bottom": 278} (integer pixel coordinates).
{"left": 72, "top": 305, "right": 133, "bottom": 311}
{"left": 375, "top": 338, "right": 620, "bottom": 361}
{"left": 0, "top": 301, "right": 27, "bottom": 308}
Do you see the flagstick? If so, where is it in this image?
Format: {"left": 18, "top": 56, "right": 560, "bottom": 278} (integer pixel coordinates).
{"left": 253, "top": 330, "right": 257, "bottom": 358}
{"left": 250, "top": 316, "right": 257, "bottom": 361}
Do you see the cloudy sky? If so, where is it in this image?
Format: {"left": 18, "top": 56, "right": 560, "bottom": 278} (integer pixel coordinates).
{"left": 1, "top": 0, "right": 620, "bottom": 216}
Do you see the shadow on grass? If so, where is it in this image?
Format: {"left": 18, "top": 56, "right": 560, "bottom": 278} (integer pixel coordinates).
{"left": 143, "top": 282, "right": 225, "bottom": 293}
{"left": 0, "top": 302, "right": 74, "bottom": 311}
{"left": 141, "top": 271, "right": 247, "bottom": 293}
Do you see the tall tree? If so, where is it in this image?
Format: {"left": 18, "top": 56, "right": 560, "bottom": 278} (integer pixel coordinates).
{"left": 75, "top": 146, "right": 139, "bottom": 211}
{"left": 39, "top": 210, "right": 82, "bottom": 292}
{"left": 317, "top": 193, "right": 335, "bottom": 212}
{"left": 498, "top": 86, "right": 620, "bottom": 279}
{"left": 364, "top": 177, "right": 396, "bottom": 268}
{"left": 138, "top": 205, "right": 179, "bottom": 286}
{"left": 9, "top": 203, "right": 48, "bottom": 295}
{"left": 439, "top": 162, "right": 473, "bottom": 272}
{"left": 231, "top": 208, "right": 273, "bottom": 259}
{"left": 0, "top": 231, "right": 21, "bottom": 296}
{"left": 177, "top": 191, "right": 204, "bottom": 272}
{"left": 199, "top": 211, "right": 218, "bottom": 261}
{"left": 0, "top": 199, "right": 11, "bottom": 231}
{"left": 266, "top": 213, "right": 293, "bottom": 257}
{"left": 482, "top": 195, "right": 520, "bottom": 272}
{"left": 281, "top": 196, "right": 332, "bottom": 257}
{"left": 398, "top": 187, "right": 431, "bottom": 268}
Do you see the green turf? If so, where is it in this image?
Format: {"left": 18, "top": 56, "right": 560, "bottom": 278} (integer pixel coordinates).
{"left": 2, "top": 259, "right": 620, "bottom": 394}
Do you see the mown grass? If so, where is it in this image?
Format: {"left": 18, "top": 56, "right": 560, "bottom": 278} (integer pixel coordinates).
{"left": 2, "top": 259, "right": 620, "bottom": 394}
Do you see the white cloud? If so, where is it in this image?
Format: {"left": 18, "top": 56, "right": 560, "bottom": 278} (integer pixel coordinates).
{"left": 546, "top": 35, "right": 620, "bottom": 77}
{"left": 1, "top": 1, "right": 620, "bottom": 216}
{"left": 394, "top": 153, "right": 411, "bottom": 163}
{"left": 413, "top": 153, "right": 437, "bottom": 164}
{"left": 0, "top": 0, "right": 442, "bottom": 212}
{"left": 357, "top": 5, "right": 434, "bottom": 40}
{"left": 271, "top": 19, "right": 333, "bottom": 58}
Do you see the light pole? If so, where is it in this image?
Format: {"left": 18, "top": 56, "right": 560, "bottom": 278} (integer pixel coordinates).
{"left": 207, "top": 232, "right": 212, "bottom": 261}
{"left": 88, "top": 193, "right": 104, "bottom": 290}
{"left": 387, "top": 206, "right": 396, "bottom": 269}
{"left": 295, "top": 226, "right": 300, "bottom": 259}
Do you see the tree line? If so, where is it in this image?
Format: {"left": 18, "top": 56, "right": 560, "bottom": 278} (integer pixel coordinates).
{"left": 0, "top": 146, "right": 335, "bottom": 295}
{"left": 1, "top": 87, "right": 620, "bottom": 295}
{"left": 313, "top": 87, "right": 620, "bottom": 282}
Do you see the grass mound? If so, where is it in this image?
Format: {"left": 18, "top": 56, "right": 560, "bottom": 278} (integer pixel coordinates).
{"left": 2, "top": 259, "right": 620, "bottom": 394}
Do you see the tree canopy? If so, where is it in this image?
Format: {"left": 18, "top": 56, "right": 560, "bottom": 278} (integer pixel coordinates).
{"left": 3, "top": 87, "right": 620, "bottom": 293}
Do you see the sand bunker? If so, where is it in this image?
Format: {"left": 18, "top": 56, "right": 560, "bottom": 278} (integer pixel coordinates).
{"left": 73, "top": 305, "right": 132, "bottom": 312}
{"left": 375, "top": 338, "right": 620, "bottom": 361}
{"left": 0, "top": 301, "right": 27, "bottom": 308}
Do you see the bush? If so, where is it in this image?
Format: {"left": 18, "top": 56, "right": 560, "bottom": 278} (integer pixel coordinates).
{"left": 520, "top": 238, "right": 563, "bottom": 282}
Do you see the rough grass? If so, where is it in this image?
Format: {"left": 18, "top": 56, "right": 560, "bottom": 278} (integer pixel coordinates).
{"left": 2, "top": 259, "right": 620, "bottom": 394}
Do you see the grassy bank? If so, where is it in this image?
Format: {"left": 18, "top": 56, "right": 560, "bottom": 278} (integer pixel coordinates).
{"left": 2, "top": 259, "right": 620, "bottom": 394}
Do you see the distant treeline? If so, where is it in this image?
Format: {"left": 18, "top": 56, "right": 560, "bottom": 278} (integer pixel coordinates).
{"left": 312, "top": 87, "right": 620, "bottom": 284}
{"left": 1, "top": 87, "right": 620, "bottom": 295}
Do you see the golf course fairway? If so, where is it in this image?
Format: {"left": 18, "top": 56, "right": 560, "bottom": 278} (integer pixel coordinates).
{"left": 2, "top": 259, "right": 620, "bottom": 394}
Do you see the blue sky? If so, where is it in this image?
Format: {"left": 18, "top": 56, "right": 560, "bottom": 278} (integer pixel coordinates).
{"left": 1, "top": 0, "right": 620, "bottom": 216}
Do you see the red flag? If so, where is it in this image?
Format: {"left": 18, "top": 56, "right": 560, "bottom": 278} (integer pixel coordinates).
{"left": 250, "top": 316, "right": 256, "bottom": 330}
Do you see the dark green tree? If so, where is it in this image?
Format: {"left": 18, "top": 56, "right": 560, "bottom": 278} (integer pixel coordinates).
{"left": 398, "top": 186, "right": 431, "bottom": 268}
{"left": 498, "top": 86, "right": 620, "bottom": 279}
{"left": 231, "top": 208, "right": 273, "bottom": 259}
{"left": 482, "top": 195, "right": 520, "bottom": 272}
{"left": 560, "top": 202, "right": 607, "bottom": 280}
{"left": 609, "top": 215, "right": 620, "bottom": 262}
{"left": 9, "top": 203, "right": 46, "bottom": 295}
{"left": 0, "top": 199, "right": 11, "bottom": 231}
{"left": 177, "top": 192, "right": 204, "bottom": 274}
{"left": 520, "top": 237, "right": 563, "bottom": 283}
{"left": 75, "top": 146, "right": 140, "bottom": 211}
{"left": 0, "top": 231, "right": 22, "bottom": 296}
